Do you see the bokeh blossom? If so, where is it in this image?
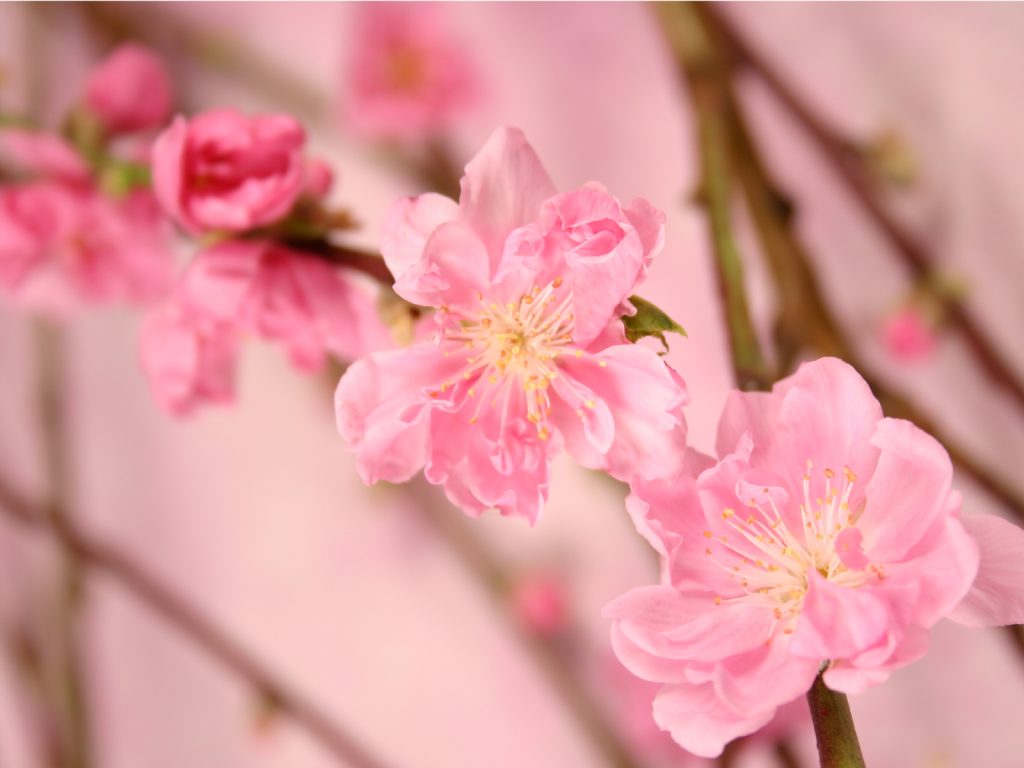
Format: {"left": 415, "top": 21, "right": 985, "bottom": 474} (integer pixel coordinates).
{"left": 152, "top": 109, "right": 307, "bottom": 234}
{"left": 343, "top": 4, "right": 482, "bottom": 141}
{"left": 141, "top": 239, "right": 392, "bottom": 415}
{"left": 0, "top": 130, "right": 173, "bottom": 308}
{"left": 881, "top": 305, "right": 938, "bottom": 363}
{"left": 83, "top": 43, "right": 173, "bottom": 135}
{"left": 335, "top": 127, "right": 687, "bottom": 523}
{"left": 607, "top": 357, "right": 1024, "bottom": 757}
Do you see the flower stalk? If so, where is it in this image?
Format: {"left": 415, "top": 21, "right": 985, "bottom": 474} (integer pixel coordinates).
{"left": 806, "top": 672, "right": 866, "bottom": 768}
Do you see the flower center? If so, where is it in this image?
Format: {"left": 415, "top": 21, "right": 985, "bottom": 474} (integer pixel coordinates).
{"left": 433, "top": 277, "right": 576, "bottom": 440}
{"left": 705, "top": 461, "right": 884, "bottom": 634}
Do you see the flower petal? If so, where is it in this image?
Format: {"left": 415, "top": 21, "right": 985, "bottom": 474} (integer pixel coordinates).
{"left": 381, "top": 192, "right": 460, "bottom": 280}
{"left": 859, "top": 418, "right": 954, "bottom": 561}
{"left": 458, "top": 127, "right": 556, "bottom": 270}
{"left": 790, "top": 569, "right": 890, "bottom": 660}
{"left": 335, "top": 344, "right": 462, "bottom": 485}
{"left": 949, "top": 514, "right": 1024, "bottom": 627}
{"left": 652, "top": 682, "right": 774, "bottom": 759}
{"left": 392, "top": 220, "right": 489, "bottom": 308}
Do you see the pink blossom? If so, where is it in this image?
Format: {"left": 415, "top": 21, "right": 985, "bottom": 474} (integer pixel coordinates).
{"left": 344, "top": 4, "right": 481, "bottom": 141}
{"left": 881, "top": 305, "right": 937, "bottom": 362}
{"left": 0, "top": 183, "right": 172, "bottom": 306}
{"left": 151, "top": 109, "right": 306, "bottom": 234}
{"left": 140, "top": 302, "right": 239, "bottom": 416}
{"left": 606, "top": 357, "right": 1024, "bottom": 757}
{"left": 84, "top": 43, "right": 173, "bottom": 134}
{"left": 141, "top": 239, "right": 392, "bottom": 414}
{"left": 511, "top": 573, "right": 569, "bottom": 636}
{"left": 0, "top": 129, "right": 90, "bottom": 184}
{"left": 335, "top": 127, "right": 686, "bottom": 523}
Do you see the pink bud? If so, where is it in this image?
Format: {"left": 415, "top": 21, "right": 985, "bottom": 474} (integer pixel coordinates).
{"left": 882, "top": 306, "right": 937, "bottom": 362}
{"left": 511, "top": 574, "right": 569, "bottom": 637}
{"left": 151, "top": 109, "right": 306, "bottom": 234}
{"left": 84, "top": 44, "right": 173, "bottom": 134}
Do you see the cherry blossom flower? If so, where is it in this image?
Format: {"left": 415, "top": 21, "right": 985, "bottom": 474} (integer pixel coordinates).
{"left": 151, "top": 109, "right": 306, "bottom": 234}
{"left": 141, "top": 239, "right": 392, "bottom": 414}
{"left": 606, "top": 357, "right": 1024, "bottom": 757}
{"left": 83, "top": 43, "right": 173, "bottom": 135}
{"left": 335, "top": 127, "right": 687, "bottom": 523}
{"left": 344, "top": 4, "right": 481, "bottom": 141}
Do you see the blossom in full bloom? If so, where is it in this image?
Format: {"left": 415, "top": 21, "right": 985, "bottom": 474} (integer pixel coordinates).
{"left": 83, "top": 43, "right": 173, "bottom": 134}
{"left": 151, "top": 109, "right": 306, "bottom": 234}
{"left": 335, "top": 127, "right": 687, "bottom": 523}
{"left": 140, "top": 239, "right": 392, "bottom": 414}
{"left": 605, "top": 357, "right": 1024, "bottom": 757}
{"left": 344, "top": 4, "right": 481, "bottom": 141}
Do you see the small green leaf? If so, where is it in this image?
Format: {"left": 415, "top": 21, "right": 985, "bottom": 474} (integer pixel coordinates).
{"left": 622, "top": 295, "right": 687, "bottom": 353}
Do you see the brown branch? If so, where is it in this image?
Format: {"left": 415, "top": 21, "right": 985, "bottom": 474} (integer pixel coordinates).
{"left": 702, "top": 4, "right": 1024, "bottom": 416}
{"left": 0, "top": 477, "right": 396, "bottom": 768}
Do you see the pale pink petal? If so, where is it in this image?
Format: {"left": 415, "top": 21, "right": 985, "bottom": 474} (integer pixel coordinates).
{"left": 859, "top": 418, "right": 954, "bottom": 561}
{"left": 556, "top": 344, "right": 689, "bottom": 481}
{"left": 335, "top": 345, "right": 463, "bottom": 485}
{"left": 609, "top": 623, "right": 689, "bottom": 684}
{"left": 381, "top": 192, "right": 460, "bottom": 279}
{"left": 823, "top": 626, "right": 930, "bottom": 695}
{"left": 790, "top": 570, "right": 890, "bottom": 660}
{"left": 712, "top": 638, "right": 819, "bottom": 716}
{"left": 392, "top": 220, "right": 490, "bottom": 308}
{"left": 653, "top": 682, "right": 775, "bottom": 759}
{"left": 949, "top": 514, "right": 1024, "bottom": 627}
{"left": 458, "top": 127, "right": 556, "bottom": 269}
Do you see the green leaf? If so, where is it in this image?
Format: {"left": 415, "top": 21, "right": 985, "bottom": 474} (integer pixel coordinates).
{"left": 622, "top": 295, "right": 687, "bottom": 353}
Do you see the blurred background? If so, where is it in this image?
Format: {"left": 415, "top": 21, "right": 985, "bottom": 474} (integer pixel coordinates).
{"left": 1, "top": 3, "right": 1024, "bottom": 767}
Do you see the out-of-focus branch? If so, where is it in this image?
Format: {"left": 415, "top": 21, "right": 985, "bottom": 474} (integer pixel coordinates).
{"left": 414, "top": 485, "right": 647, "bottom": 768}
{"left": 34, "top": 320, "right": 92, "bottom": 768}
{"left": 0, "top": 477, "right": 396, "bottom": 768}
{"left": 707, "top": 17, "right": 1024, "bottom": 528}
{"left": 654, "top": 2, "right": 773, "bottom": 393}
{"left": 701, "top": 4, "right": 1024, "bottom": 417}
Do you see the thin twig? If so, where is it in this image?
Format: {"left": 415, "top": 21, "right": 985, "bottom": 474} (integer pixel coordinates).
{"left": 0, "top": 477, "right": 396, "bottom": 768}
{"left": 655, "top": 1, "right": 773, "bottom": 392}
{"left": 702, "top": 4, "right": 1024, "bottom": 416}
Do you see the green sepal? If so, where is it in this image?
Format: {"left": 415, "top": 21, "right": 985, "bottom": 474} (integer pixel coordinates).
{"left": 622, "top": 295, "right": 687, "bottom": 353}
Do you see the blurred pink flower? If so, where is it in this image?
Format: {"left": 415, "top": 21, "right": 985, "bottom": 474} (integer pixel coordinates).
{"left": 344, "top": 4, "right": 481, "bottom": 141}
{"left": 84, "top": 43, "right": 173, "bottom": 134}
{"left": 606, "top": 357, "right": 1024, "bottom": 758}
{"left": 0, "top": 129, "right": 90, "bottom": 183}
{"left": 152, "top": 109, "right": 306, "bottom": 234}
{"left": 0, "top": 182, "right": 173, "bottom": 306}
{"left": 140, "top": 302, "right": 239, "bottom": 416}
{"left": 335, "top": 127, "right": 686, "bottom": 523}
{"left": 881, "top": 305, "right": 937, "bottom": 362}
{"left": 511, "top": 573, "right": 569, "bottom": 637}
{"left": 141, "top": 239, "right": 391, "bottom": 414}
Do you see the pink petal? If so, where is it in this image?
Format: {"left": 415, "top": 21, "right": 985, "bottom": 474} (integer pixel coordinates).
{"left": 823, "top": 626, "right": 930, "bottom": 695}
{"left": 652, "top": 682, "right": 775, "bottom": 759}
{"left": 335, "top": 344, "right": 462, "bottom": 485}
{"left": 834, "top": 527, "right": 869, "bottom": 570}
{"left": 949, "top": 514, "right": 1024, "bottom": 627}
{"left": 557, "top": 344, "right": 689, "bottom": 482}
{"left": 458, "top": 127, "right": 556, "bottom": 270}
{"left": 392, "top": 220, "right": 490, "bottom": 308}
{"left": 773, "top": 357, "right": 883, "bottom": 487}
{"left": 381, "top": 192, "right": 460, "bottom": 280}
{"left": 151, "top": 116, "right": 190, "bottom": 230}
{"left": 713, "top": 637, "right": 819, "bottom": 716}
{"left": 790, "top": 569, "right": 890, "bottom": 660}
{"left": 0, "top": 129, "right": 90, "bottom": 183}
{"left": 859, "top": 418, "right": 954, "bottom": 561}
